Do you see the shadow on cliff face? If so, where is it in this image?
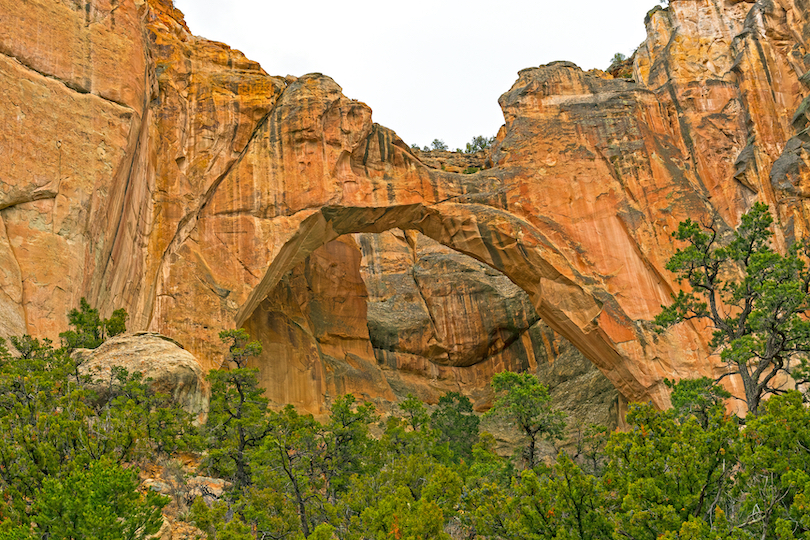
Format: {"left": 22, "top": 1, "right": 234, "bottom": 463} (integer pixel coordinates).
{"left": 239, "top": 227, "right": 620, "bottom": 446}
{"left": 230, "top": 203, "right": 648, "bottom": 410}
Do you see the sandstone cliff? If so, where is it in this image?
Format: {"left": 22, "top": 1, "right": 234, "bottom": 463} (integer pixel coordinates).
{"left": 1, "top": 0, "right": 809, "bottom": 417}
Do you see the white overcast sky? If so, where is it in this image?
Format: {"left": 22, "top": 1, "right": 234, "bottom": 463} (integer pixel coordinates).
{"left": 175, "top": 1, "right": 658, "bottom": 150}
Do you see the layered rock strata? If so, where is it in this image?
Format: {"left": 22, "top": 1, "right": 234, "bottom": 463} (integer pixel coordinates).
{"left": 408, "top": 148, "right": 490, "bottom": 174}
{"left": 358, "top": 230, "right": 618, "bottom": 426}
{"left": 1, "top": 0, "right": 809, "bottom": 415}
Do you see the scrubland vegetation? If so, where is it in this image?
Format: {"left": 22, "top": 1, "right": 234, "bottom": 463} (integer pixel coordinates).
{"left": 2, "top": 203, "right": 810, "bottom": 539}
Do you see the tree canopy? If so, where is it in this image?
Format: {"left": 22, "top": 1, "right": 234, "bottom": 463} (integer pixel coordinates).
{"left": 655, "top": 202, "right": 810, "bottom": 413}
{"left": 487, "top": 372, "right": 565, "bottom": 469}
{"left": 5, "top": 296, "right": 810, "bottom": 539}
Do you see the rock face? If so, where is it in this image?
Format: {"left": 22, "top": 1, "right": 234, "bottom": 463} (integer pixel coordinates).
{"left": 1, "top": 0, "right": 809, "bottom": 416}
{"left": 242, "top": 235, "right": 396, "bottom": 411}
{"left": 361, "top": 230, "right": 540, "bottom": 370}
{"left": 409, "top": 148, "right": 490, "bottom": 173}
{"left": 243, "top": 228, "right": 618, "bottom": 428}
{"left": 75, "top": 332, "right": 209, "bottom": 421}
{"left": 359, "top": 229, "right": 619, "bottom": 427}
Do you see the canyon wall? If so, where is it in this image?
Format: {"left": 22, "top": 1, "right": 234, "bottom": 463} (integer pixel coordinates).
{"left": 1, "top": 0, "right": 809, "bottom": 417}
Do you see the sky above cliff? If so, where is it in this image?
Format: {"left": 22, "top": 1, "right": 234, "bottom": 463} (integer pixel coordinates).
{"left": 175, "top": 1, "right": 657, "bottom": 150}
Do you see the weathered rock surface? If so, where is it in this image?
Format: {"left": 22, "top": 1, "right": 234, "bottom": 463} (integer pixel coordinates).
{"left": 2, "top": 0, "right": 809, "bottom": 416}
{"left": 242, "top": 236, "right": 396, "bottom": 412}
{"left": 237, "top": 227, "right": 619, "bottom": 425}
{"left": 409, "top": 147, "right": 490, "bottom": 173}
{"left": 360, "top": 229, "right": 540, "bottom": 369}
{"left": 75, "top": 332, "right": 209, "bottom": 421}
{"left": 358, "top": 229, "right": 620, "bottom": 425}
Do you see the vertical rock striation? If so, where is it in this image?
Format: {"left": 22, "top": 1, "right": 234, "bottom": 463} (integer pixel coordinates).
{"left": 1, "top": 0, "right": 808, "bottom": 416}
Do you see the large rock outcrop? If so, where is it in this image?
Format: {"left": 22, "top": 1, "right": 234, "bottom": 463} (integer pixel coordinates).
{"left": 1, "top": 0, "right": 809, "bottom": 416}
{"left": 75, "top": 332, "right": 209, "bottom": 421}
{"left": 359, "top": 229, "right": 619, "bottom": 426}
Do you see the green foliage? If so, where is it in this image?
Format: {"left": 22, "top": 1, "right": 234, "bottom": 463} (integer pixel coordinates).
{"left": 513, "top": 456, "right": 613, "bottom": 540}
{"left": 431, "top": 391, "right": 480, "bottom": 463}
{"left": 0, "top": 300, "right": 185, "bottom": 538}
{"left": 459, "top": 378, "right": 810, "bottom": 540}
{"left": 399, "top": 393, "right": 430, "bottom": 431}
{"left": 734, "top": 392, "right": 810, "bottom": 539}
{"left": 488, "top": 372, "right": 566, "bottom": 468}
{"left": 32, "top": 459, "right": 168, "bottom": 540}
{"left": 256, "top": 405, "right": 324, "bottom": 537}
{"left": 0, "top": 336, "right": 89, "bottom": 507}
{"left": 604, "top": 400, "right": 738, "bottom": 540}
{"left": 430, "top": 139, "right": 448, "bottom": 151}
{"left": 655, "top": 202, "right": 810, "bottom": 413}
{"left": 321, "top": 394, "right": 378, "bottom": 499}
{"left": 463, "top": 166, "right": 480, "bottom": 174}
{"left": 198, "top": 392, "right": 380, "bottom": 539}
{"left": 602, "top": 388, "right": 810, "bottom": 540}
{"left": 190, "top": 498, "right": 255, "bottom": 540}
{"left": 14, "top": 297, "right": 810, "bottom": 540}
{"left": 59, "top": 297, "right": 127, "bottom": 351}
{"left": 360, "top": 485, "right": 450, "bottom": 540}
{"left": 572, "top": 421, "right": 609, "bottom": 475}
{"left": 10, "top": 319, "right": 810, "bottom": 540}
{"left": 218, "top": 328, "right": 263, "bottom": 368}
{"left": 666, "top": 376, "right": 732, "bottom": 428}
{"left": 465, "top": 135, "right": 496, "bottom": 153}
{"left": 307, "top": 524, "right": 336, "bottom": 540}
{"left": 203, "top": 330, "right": 266, "bottom": 491}
{"left": 610, "top": 52, "right": 627, "bottom": 65}
{"left": 96, "top": 367, "right": 198, "bottom": 460}
{"left": 0, "top": 335, "right": 184, "bottom": 504}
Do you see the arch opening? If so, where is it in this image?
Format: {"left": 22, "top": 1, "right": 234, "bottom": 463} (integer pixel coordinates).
{"left": 235, "top": 202, "right": 655, "bottom": 415}
{"left": 240, "top": 226, "right": 621, "bottom": 437}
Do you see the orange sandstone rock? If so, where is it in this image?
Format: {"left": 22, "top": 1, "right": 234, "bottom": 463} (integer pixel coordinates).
{"left": 75, "top": 332, "right": 209, "bottom": 422}
{"left": 1, "top": 0, "right": 809, "bottom": 417}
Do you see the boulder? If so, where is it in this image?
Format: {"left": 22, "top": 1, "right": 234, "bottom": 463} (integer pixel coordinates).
{"left": 75, "top": 333, "right": 209, "bottom": 422}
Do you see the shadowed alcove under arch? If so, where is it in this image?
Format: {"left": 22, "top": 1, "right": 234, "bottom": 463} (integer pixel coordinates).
{"left": 239, "top": 222, "right": 622, "bottom": 443}
{"left": 233, "top": 202, "right": 661, "bottom": 415}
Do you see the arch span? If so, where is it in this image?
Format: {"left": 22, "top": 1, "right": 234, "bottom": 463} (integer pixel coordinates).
{"left": 236, "top": 202, "right": 667, "bottom": 408}
{"left": 142, "top": 67, "right": 730, "bottom": 413}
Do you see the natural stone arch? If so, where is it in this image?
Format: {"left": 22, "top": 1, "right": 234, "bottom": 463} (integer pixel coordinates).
{"left": 5, "top": 0, "right": 807, "bottom": 420}
{"left": 235, "top": 202, "right": 668, "bottom": 409}
{"left": 138, "top": 66, "right": 731, "bottom": 415}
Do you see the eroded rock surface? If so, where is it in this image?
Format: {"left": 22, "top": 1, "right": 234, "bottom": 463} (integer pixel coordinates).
{"left": 238, "top": 229, "right": 618, "bottom": 424}
{"left": 358, "top": 229, "right": 619, "bottom": 425}
{"left": 2, "top": 0, "right": 809, "bottom": 416}
{"left": 75, "top": 332, "right": 209, "bottom": 421}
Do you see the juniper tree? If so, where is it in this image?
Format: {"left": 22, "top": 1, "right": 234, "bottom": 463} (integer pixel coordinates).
{"left": 655, "top": 202, "right": 810, "bottom": 413}
{"left": 203, "top": 329, "right": 266, "bottom": 491}
{"left": 487, "top": 372, "right": 565, "bottom": 468}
